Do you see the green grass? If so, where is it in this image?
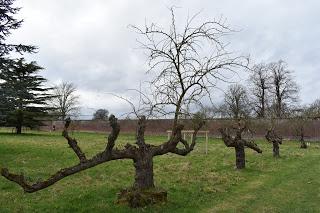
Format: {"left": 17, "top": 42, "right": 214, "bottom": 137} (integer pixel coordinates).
{"left": 0, "top": 130, "right": 319, "bottom": 212}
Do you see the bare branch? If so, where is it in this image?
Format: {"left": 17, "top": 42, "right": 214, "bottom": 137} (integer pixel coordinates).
{"left": 62, "top": 117, "right": 87, "bottom": 163}
{"left": 136, "top": 116, "right": 147, "bottom": 148}
{"left": 130, "top": 7, "right": 248, "bottom": 127}
{"left": 1, "top": 115, "right": 136, "bottom": 193}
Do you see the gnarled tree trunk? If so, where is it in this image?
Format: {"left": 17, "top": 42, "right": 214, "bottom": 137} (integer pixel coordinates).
{"left": 16, "top": 110, "right": 23, "bottom": 134}
{"left": 133, "top": 154, "right": 154, "bottom": 190}
{"left": 300, "top": 141, "right": 307, "bottom": 149}
{"left": 235, "top": 145, "right": 245, "bottom": 169}
{"left": 219, "top": 124, "right": 262, "bottom": 170}
{"left": 265, "top": 129, "right": 282, "bottom": 158}
{"left": 16, "top": 125, "right": 22, "bottom": 134}
{"left": 273, "top": 142, "right": 280, "bottom": 157}
{"left": 299, "top": 128, "right": 307, "bottom": 149}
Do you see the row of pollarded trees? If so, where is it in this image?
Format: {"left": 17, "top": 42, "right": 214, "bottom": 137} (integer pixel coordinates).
{"left": 219, "top": 117, "right": 310, "bottom": 170}
{"left": 214, "top": 63, "right": 319, "bottom": 152}
{"left": 219, "top": 108, "right": 315, "bottom": 169}
{"left": 219, "top": 122, "right": 281, "bottom": 169}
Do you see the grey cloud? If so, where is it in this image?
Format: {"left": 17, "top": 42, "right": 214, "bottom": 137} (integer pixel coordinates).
{"left": 8, "top": 0, "right": 320, "bottom": 117}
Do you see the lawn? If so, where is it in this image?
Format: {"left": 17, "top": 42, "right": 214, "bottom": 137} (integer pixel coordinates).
{"left": 0, "top": 130, "right": 319, "bottom": 212}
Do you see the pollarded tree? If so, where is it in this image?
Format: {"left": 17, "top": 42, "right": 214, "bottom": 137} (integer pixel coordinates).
{"left": 265, "top": 128, "right": 282, "bottom": 157}
{"left": 292, "top": 108, "right": 309, "bottom": 149}
{"left": 219, "top": 121, "right": 262, "bottom": 169}
{"left": 1, "top": 8, "right": 247, "bottom": 207}
{"left": 0, "top": 58, "right": 53, "bottom": 134}
{"left": 296, "top": 124, "right": 307, "bottom": 149}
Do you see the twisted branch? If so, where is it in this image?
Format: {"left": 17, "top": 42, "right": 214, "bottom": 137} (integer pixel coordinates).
{"left": 219, "top": 127, "right": 262, "bottom": 153}
{"left": 62, "top": 117, "right": 87, "bottom": 163}
{"left": 136, "top": 116, "right": 147, "bottom": 148}
{"left": 265, "top": 129, "right": 282, "bottom": 145}
{"left": 1, "top": 115, "right": 134, "bottom": 193}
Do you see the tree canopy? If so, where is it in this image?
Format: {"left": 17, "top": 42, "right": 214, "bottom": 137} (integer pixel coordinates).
{"left": 93, "top": 109, "right": 109, "bottom": 120}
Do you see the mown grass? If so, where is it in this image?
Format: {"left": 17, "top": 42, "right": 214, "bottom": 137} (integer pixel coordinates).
{"left": 0, "top": 130, "right": 319, "bottom": 212}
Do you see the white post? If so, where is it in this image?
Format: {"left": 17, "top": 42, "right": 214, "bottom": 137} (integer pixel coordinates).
{"left": 167, "top": 131, "right": 170, "bottom": 140}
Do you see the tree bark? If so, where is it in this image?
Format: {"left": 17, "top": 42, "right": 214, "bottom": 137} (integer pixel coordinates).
{"left": 220, "top": 127, "right": 261, "bottom": 169}
{"left": 16, "top": 110, "right": 23, "bottom": 134}
{"left": 133, "top": 154, "right": 154, "bottom": 190}
{"left": 299, "top": 130, "right": 307, "bottom": 149}
{"left": 235, "top": 145, "right": 245, "bottom": 169}
{"left": 300, "top": 138, "right": 307, "bottom": 149}
{"left": 273, "top": 142, "right": 280, "bottom": 157}
{"left": 16, "top": 125, "right": 22, "bottom": 134}
{"left": 266, "top": 129, "right": 282, "bottom": 158}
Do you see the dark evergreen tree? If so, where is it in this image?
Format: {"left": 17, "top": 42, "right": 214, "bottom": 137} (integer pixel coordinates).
{"left": 0, "top": 0, "right": 36, "bottom": 59}
{"left": 0, "top": 58, "right": 53, "bottom": 134}
{"left": 0, "top": 0, "right": 37, "bottom": 124}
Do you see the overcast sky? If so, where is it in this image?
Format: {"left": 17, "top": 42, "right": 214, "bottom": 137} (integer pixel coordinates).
{"left": 9, "top": 0, "right": 320, "bottom": 118}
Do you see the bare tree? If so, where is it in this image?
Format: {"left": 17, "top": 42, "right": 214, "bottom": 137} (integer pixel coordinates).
{"left": 296, "top": 121, "right": 307, "bottom": 149}
{"left": 265, "top": 128, "right": 282, "bottom": 157}
{"left": 50, "top": 82, "right": 80, "bottom": 120}
{"left": 249, "top": 63, "right": 270, "bottom": 118}
{"left": 291, "top": 108, "right": 309, "bottom": 148}
{"left": 219, "top": 121, "right": 262, "bottom": 169}
{"left": 268, "top": 60, "right": 299, "bottom": 118}
{"left": 220, "top": 84, "right": 251, "bottom": 119}
{"left": 291, "top": 99, "right": 320, "bottom": 148}
{"left": 198, "top": 105, "right": 220, "bottom": 119}
{"left": 1, "top": 8, "right": 247, "bottom": 207}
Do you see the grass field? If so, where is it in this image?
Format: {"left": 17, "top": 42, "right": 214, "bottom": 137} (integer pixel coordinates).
{"left": 0, "top": 130, "right": 319, "bottom": 212}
